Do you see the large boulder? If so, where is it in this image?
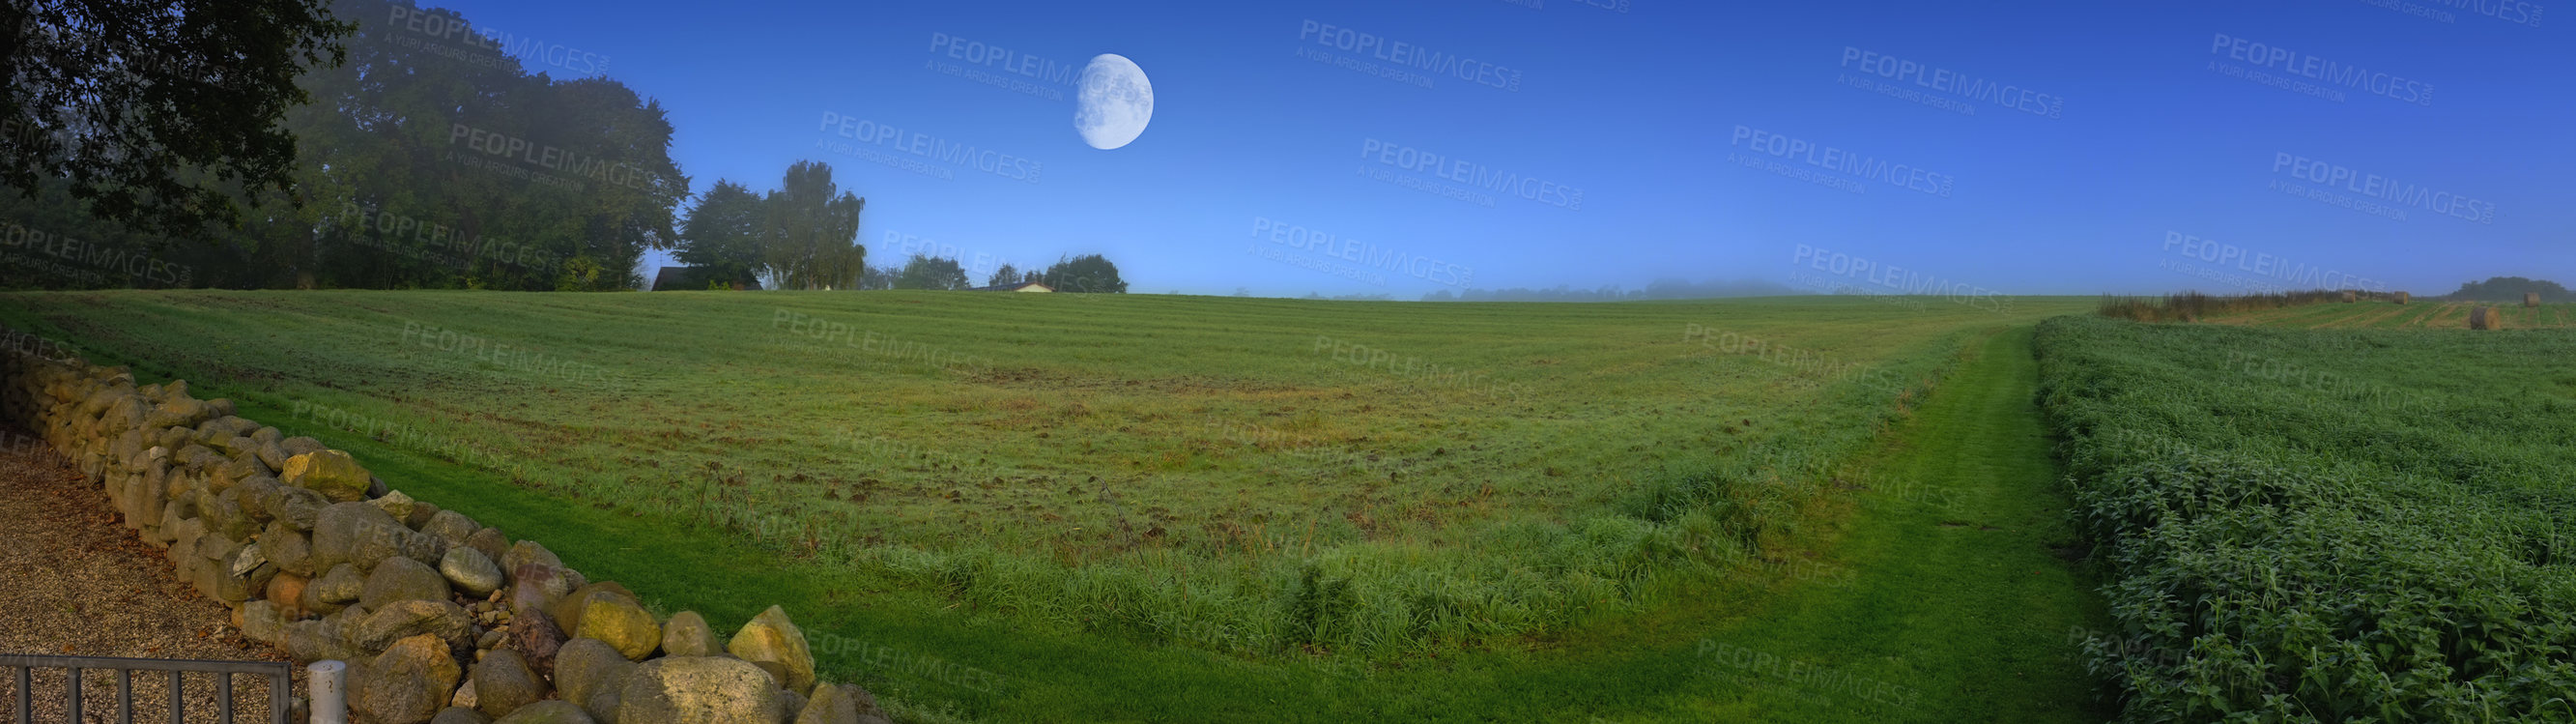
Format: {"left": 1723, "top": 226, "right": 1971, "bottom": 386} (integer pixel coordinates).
{"left": 280, "top": 436, "right": 327, "bottom": 458}
{"left": 659, "top": 612, "right": 724, "bottom": 657}
{"left": 727, "top": 606, "right": 817, "bottom": 695}
{"left": 279, "top": 449, "right": 373, "bottom": 502}
{"left": 574, "top": 593, "right": 661, "bottom": 661}
{"left": 422, "top": 509, "right": 481, "bottom": 547}
{"left": 263, "top": 521, "right": 318, "bottom": 576}
{"left": 551, "top": 638, "right": 635, "bottom": 723}
{"left": 441, "top": 546, "right": 505, "bottom": 596}
{"left": 616, "top": 656, "right": 783, "bottom": 724}
{"left": 494, "top": 701, "right": 593, "bottom": 724}
{"left": 797, "top": 682, "right": 890, "bottom": 724}
{"left": 238, "top": 599, "right": 292, "bottom": 647}
{"left": 313, "top": 502, "right": 442, "bottom": 573}
{"left": 466, "top": 528, "right": 511, "bottom": 567}
{"left": 353, "top": 634, "right": 462, "bottom": 724}
{"left": 405, "top": 500, "right": 444, "bottom": 530}
{"left": 372, "top": 490, "right": 419, "bottom": 523}
{"left": 199, "top": 492, "right": 258, "bottom": 541}
{"left": 360, "top": 557, "right": 455, "bottom": 611}
{"left": 549, "top": 582, "right": 635, "bottom": 636}
{"left": 430, "top": 708, "right": 491, "bottom": 724}
{"left": 508, "top": 604, "right": 568, "bottom": 677}
{"left": 264, "top": 572, "right": 311, "bottom": 618}
{"left": 510, "top": 565, "right": 573, "bottom": 614}
{"left": 274, "top": 485, "right": 329, "bottom": 532}
{"left": 471, "top": 649, "right": 548, "bottom": 719}
{"left": 309, "top": 563, "right": 366, "bottom": 606}
{"left": 285, "top": 619, "right": 366, "bottom": 663}
{"left": 501, "top": 540, "right": 564, "bottom": 577}
{"left": 355, "top": 599, "right": 473, "bottom": 652}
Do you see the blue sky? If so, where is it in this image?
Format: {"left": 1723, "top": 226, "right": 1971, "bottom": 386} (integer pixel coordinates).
{"left": 428, "top": 0, "right": 2570, "bottom": 298}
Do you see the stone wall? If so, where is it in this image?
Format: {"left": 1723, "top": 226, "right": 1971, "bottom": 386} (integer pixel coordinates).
{"left": 0, "top": 335, "right": 894, "bottom": 724}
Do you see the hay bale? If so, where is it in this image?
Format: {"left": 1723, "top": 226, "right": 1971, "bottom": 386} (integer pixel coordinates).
{"left": 2394, "top": 291, "right": 2411, "bottom": 304}
{"left": 2528, "top": 292, "right": 2541, "bottom": 307}
{"left": 2342, "top": 290, "right": 2358, "bottom": 303}
{"left": 2470, "top": 306, "right": 2503, "bottom": 331}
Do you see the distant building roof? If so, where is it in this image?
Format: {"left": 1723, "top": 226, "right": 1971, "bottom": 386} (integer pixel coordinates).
{"left": 966, "top": 281, "right": 1053, "bottom": 293}
{"left": 652, "top": 266, "right": 760, "bottom": 291}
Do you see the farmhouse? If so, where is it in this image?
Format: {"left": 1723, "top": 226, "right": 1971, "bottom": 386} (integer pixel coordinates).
{"left": 651, "top": 266, "right": 761, "bottom": 291}
{"left": 967, "top": 281, "right": 1054, "bottom": 293}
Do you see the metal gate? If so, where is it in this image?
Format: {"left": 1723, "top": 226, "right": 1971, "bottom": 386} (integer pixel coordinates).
{"left": 0, "top": 654, "right": 290, "bottom": 724}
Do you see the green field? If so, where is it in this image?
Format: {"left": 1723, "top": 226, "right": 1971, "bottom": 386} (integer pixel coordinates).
{"left": 0, "top": 290, "right": 2109, "bottom": 720}
{"left": 2036, "top": 316, "right": 2576, "bottom": 720}
{"left": 2208, "top": 300, "right": 2576, "bottom": 330}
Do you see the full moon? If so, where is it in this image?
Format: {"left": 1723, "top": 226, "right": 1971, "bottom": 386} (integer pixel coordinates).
{"left": 1073, "top": 54, "right": 1153, "bottom": 150}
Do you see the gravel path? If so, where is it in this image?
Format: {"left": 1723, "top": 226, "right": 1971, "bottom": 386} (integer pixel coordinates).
{"left": 0, "top": 426, "right": 304, "bottom": 723}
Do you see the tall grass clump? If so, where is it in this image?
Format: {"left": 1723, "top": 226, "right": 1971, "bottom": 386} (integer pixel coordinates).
{"left": 2097, "top": 289, "right": 2350, "bottom": 323}
{"left": 2035, "top": 315, "right": 2576, "bottom": 721}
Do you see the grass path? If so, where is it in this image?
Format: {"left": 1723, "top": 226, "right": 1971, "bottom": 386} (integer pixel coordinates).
{"left": 1665, "top": 325, "right": 2110, "bottom": 722}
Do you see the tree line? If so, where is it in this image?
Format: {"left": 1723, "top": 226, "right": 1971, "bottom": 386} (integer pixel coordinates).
{"left": 1, "top": 0, "right": 1125, "bottom": 294}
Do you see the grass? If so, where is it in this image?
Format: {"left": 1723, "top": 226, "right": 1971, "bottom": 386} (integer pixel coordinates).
{"left": 2035, "top": 316, "right": 2576, "bottom": 720}
{"left": 0, "top": 290, "right": 2104, "bottom": 720}
{"left": 1663, "top": 326, "right": 2113, "bottom": 721}
{"left": 2204, "top": 299, "right": 2576, "bottom": 330}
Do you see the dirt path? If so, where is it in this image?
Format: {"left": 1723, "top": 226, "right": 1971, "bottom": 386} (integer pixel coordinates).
{"left": 0, "top": 427, "right": 298, "bottom": 723}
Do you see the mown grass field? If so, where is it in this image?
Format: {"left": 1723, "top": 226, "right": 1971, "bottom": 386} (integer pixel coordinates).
{"left": 2209, "top": 300, "right": 2576, "bottom": 329}
{"left": 2037, "top": 316, "right": 2576, "bottom": 720}
{"left": 0, "top": 290, "right": 2102, "bottom": 720}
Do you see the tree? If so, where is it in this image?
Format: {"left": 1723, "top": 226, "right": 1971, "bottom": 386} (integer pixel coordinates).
{"left": 895, "top": 255, "right": 971, "bottom": 290}
{"left": 676, "top": 180, "right": 764, "bottom": 287}
{"left": 1038, "top": 253, "right": 1127, "bottom": 293}
{"left": 987, "top": 263, "right": 1022, "bottom": 287}
{"left": 2447, "top": 276, "right": 2569, "bottom": 302}
{"left": 758, "top": 160, "right": 865, "bottom": 290}
{"left": 3, "top": 0, "right": 353, "bottom": 236}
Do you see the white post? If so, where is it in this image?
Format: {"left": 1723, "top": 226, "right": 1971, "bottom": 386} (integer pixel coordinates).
{"left": 307, "top": 660, "right": 348, "bottom": 724}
